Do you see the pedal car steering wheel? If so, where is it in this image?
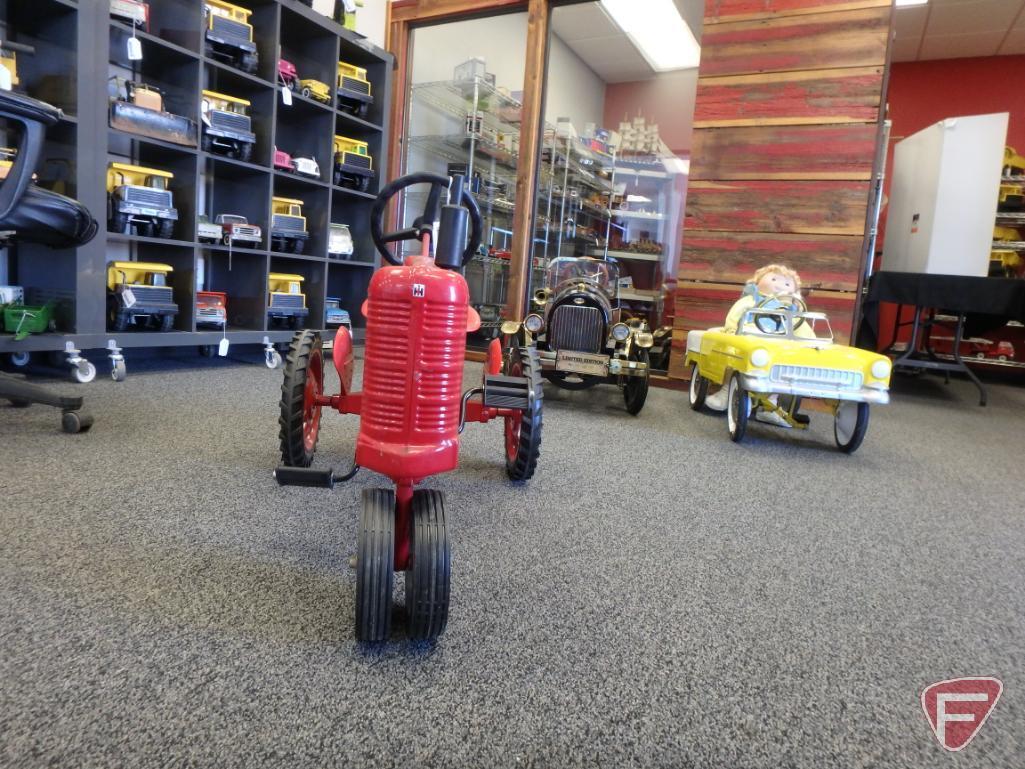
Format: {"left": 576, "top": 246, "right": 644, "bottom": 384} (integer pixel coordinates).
{"left": 754, "top": 293, "right": 808, "bottom": 334}
{"left": 370, "top": 172, "right": 483, "bottom": 267}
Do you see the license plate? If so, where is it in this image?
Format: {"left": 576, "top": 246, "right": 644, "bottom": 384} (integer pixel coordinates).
{"left": 556, "top": 350, "right": 608, "bottom": 376}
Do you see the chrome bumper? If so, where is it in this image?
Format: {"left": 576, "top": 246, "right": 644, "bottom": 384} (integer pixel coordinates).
{"left": 740, "top": 374, "right": 890, "bottom": 404}
{"left": 537, "top": 349, "right": 649, "bottom": 378}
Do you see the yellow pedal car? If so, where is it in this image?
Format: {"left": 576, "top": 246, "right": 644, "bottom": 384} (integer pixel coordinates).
{"left": 685, "top": 295, "right": 891, "bottom": 453}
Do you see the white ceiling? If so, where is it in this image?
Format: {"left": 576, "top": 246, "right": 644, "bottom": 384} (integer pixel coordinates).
{"left": 551, "top": 0, "right": 703, "bottom": 84}
{"left": 894, "top": 0, "right": 1025, "bottom": 62}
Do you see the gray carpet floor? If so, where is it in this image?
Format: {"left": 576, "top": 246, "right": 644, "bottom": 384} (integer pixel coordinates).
{"left": 1, "top": 350, "right": 1023, "bottom": 768}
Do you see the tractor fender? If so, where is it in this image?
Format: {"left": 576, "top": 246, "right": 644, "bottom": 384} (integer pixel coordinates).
{"left": 332, "top": 325, "right": 355, "bottom": 395}
{"left": 485, "top": 338, "right": 503, "bottom": 375}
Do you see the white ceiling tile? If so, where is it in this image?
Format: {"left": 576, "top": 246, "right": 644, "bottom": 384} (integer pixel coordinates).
{"left": 925, "top": 0, "right": 1023, "bottom": 35}
{"left": 890, "top": 37, "right": 923, "bottom": 62}
{"left": 998, "top": 26, "right": 1025, "bottom": 52}
{"left": 918, "top": 30, "right": 1004, "bottom": 59}
{"left": 550, "top": 4, "right": 619, "bottom": 43}
{"left": 894, "top": 5, "right": 930, "bottom": 40}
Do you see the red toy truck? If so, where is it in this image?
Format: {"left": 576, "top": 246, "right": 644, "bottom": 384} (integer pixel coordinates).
{"left": 278, "top": 59, "right": 298, "bottom": 91}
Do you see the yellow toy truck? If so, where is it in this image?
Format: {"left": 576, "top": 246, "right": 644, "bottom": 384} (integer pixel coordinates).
{"left": 106, "top": 162, "right": 178, "bottom": 238}
{"left": 270, "top": 197, "right": 308, "bottom": 254}
{"left": 107, "top": 261, "right": 179, "bottom": 332}
{"left": 204, "top": 0, "right": 258, "bottom": 74}
{"left": 333, "top": 135, "right": 374, "bottom": 192}
{"left": 201, "top": 90, "right": 256, "bottom": 162}
{"left": 299, "top": 78, "right": 331, "bottom": 104}
{"left": 337, "top": 61, "right": 373, "bottom": 118}
{"left": 267, "top": 272, "right": 308, "bottom": 329}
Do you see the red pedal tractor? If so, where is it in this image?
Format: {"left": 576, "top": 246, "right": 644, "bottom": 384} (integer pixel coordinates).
{"left": 274, "top": 172, "right": 543, "bottom": 642}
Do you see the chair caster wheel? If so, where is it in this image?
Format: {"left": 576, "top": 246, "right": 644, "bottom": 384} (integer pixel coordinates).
{"left": 61, "top": 410, "right": 94, "bottom": 433}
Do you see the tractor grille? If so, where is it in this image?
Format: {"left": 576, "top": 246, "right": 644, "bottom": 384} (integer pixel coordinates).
{"left": 270, "top": 294, "right": 303, "bottom": 310}
{"left": 209, "top": 110, "right": 251, "bottom": 134}
{"left": 124, "top": 187, "right": 172, "bottom": 208}
{"left": 549, "top": 304, "right": 603, "bottom": 353}
{"left": 415, "top": 301, "right": 466, "bottom": 435}
{"left": 127, "top": 285, "right": 173, "bottom": 303}
{"left": 211, "top": 15, "right": 250, "bottom": 43}
{"left": 770, "top": 365, "right": 863, "bottom": 390}
{"left": 363, "top": 297, "right": 412, "bottom": 438}
{"left": 342, "top": 152, "right": 371, "bottom": 170}
{"left": 341, "top": 76, "right": 370, "bottom": 95}
{"left": 272, "top": 214, "right": 304, "bottom": 232}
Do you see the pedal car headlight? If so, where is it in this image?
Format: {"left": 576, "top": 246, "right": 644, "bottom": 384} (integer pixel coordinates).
{"left": 611, "top": 322, "right": 630, "bottom": 342}
{"left": 500, "top": 320, "right": 521, "bottom": 335}
{"left": 750, "top": 348, "right": 770, "bottom": 368}
{"left": 524, "top": 313, "right": 544, "bottom": 334}
{"left": 871, "top": 359, "right": 891, "bottom": 379}
{"left": 635, "top": 331, "right": 654, "bottom": 348}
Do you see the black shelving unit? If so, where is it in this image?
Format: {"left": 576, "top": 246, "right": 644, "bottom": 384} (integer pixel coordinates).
{"left": 0, "top": 0, "right": 391, "bottom": 374}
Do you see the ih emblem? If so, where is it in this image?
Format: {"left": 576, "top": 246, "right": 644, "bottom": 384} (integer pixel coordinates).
{"left": 921, "top": 677, "right": 1002, "bottom": 752}
{"left": 412, "top": 283, "right": 426, "bottom": 298}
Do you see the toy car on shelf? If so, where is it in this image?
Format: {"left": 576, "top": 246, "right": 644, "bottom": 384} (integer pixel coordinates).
{"left": 213, "top": 213, "right": 261, "bottom": 247}
{"left": 107, "top": 261, "right": 178, "bottom": 332}
{"left": 108, "top": 77, "right": 198, "bottom": 147}
{"left": 106, "top": 162, "right": 178, "bottom": 238}
{"left": 685, "top": 295, "right": 892, "bottom": 453}
{"left": 328, "top": 223, "right": 354, "bottom": 259}
{"left": 278, "top": 59, "right": 299, "bottom": 91}
{"left": 270, "top": 197, "right": 308, "bottom": 254}
{"left": 197, "top": 214, "right": 221, "bottom": 243}
{"left": 201, "top": 90, "right": 256, "bottom": 162}
{"left": 291, "top": 155, "right": 320, "bottom": 179}
{"left": 503, "top": 256, "right": 653, "bottom": 414}
{"left": 0, "top": 286, "right": 57, "bottom": 342}
{"left": 333, "top": 135, "right": 374, "bottom": 191}
{"left": 196, "top": 290, "right": 228, "bottom": 328}
{"left": 273, "top": 171, "right": 542, "bottom": 643}
{"left": 337, "top": 61, "right": 373, "bottom": 118}
{"left": 111, "top": 0, "right": 150, "bottom": 30}
{"left": 267, "top": 272, "right": 308, "bottom": 329}
{"left": 204, "top": 0, "right": 258, "bottom": 74}
{"left": 324, "top": 297, "right": 351, "bottom": 329}
{"left": 273, "top": 147, "right": 293, "bottom": 173}
{"left": 300, "top": 79, "right": 331, "bottom": 104}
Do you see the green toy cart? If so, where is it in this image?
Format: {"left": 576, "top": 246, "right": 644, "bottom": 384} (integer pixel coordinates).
{"left": 3, "top": 300, "right": 56, "bottom": 341}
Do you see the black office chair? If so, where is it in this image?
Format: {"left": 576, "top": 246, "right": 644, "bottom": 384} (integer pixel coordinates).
{"left": 1, "top": 89, "right": 99, "bottom": 433}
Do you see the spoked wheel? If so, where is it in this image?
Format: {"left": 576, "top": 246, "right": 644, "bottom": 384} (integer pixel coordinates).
{"left": 356, "top": 489, "right": 395, "bottom": 643}
{"left": 688, "top": 362, "right": 708, "bottom": 410}
{"left": 406, "top": 490, "right": 450, "bottom": 641}
{"left": 278, "top": 330, "right": 324, "bottom": 467}
{"left": 622, "top": 348, "right": 649, "bottom": 415}
{"left": 504, "top": 346, "right": 543, "bottom": 482}
{"left": 834, "top": 401, "right": 870, "bottom": 454}
{"left": 726, "top": 373, "right": 750, "bottom": 443}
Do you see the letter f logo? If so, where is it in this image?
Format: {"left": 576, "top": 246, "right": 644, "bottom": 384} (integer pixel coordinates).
{"left": 922, "top": 677, "right": 1002, "bottom": 751}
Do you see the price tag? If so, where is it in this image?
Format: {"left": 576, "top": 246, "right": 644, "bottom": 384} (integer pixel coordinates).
{"left": 281, "top": 85, "right": 292, "bottom": 106}
{"left": 127, "top": 36, "right": 143, "bottom": 61}
{"left": 218, "top": 338, "right": 230, "bottom": 357}
{"left": 122, "top": 288, "right": 137, "bottom": 308}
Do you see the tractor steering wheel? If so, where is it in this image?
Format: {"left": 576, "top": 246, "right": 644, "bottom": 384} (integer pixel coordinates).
{"left": 753, "top": 293, "right": 808, "bottom": 334}
{"left": 370, "top": 172, "right": 483, "bottom": 267}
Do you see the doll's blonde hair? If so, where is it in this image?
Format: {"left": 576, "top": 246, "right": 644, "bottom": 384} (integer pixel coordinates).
{"left": 750, "top": 264, "right": 801, "bottom": 291}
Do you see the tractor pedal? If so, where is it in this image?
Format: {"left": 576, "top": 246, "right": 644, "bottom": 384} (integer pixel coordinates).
{"left": 483, "top": 374, "right": 531, "bottom": 410}
{"left": 274, "top": 466, "right": 336, "bottom": 488}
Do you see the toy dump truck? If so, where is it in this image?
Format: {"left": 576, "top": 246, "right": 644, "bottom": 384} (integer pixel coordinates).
{"left": 270, "top": 197, "right": 308, "bottom": 254}
{"left": 106, "top": 162, "right": 178, "bottom": 238}
{"left": 267, "top": 272, "right": 308, "bottom": 328}
{"left": 333, "top": 135, "right": 374, "bottom": 192}
{"left": 107, "top": 261, "right": 178, "bottom": 331}
{"left": 204, "top": 0, "right": 258, "bottom": 74}
{"left": 201, "top": 90, "right": 256, "bottom": 162}
{"left": 337, "top": 61, "right": 373, "bottom": 118}
{"left": 109, "top": 77, "right": 198, "bottom": 147}
{"left": 196, "top": 290, "right": 228, "bottom": 327}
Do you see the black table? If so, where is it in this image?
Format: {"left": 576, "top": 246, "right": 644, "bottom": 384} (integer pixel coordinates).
{"left": 865, "top": 272, "right": 1025, "bottom": 406}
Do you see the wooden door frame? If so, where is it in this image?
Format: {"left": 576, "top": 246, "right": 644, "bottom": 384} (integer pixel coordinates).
{"left": 385, "top": 0, "right": 549, "bottom": 321}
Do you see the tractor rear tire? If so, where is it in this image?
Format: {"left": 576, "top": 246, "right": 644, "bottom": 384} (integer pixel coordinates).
{"left": 504, "top": 346, "right": 543, "bottom": 482}
{"left": 356, "top": 488, "right": 395, "bottom": 643}
{"left": 623, "top": 348, "right": 649, "bottom": 415}
{"left": 278, "top": 330, "right": 324, "bottom": 467}
{"left": 406, "top": 490, "right": 450, "bottom": 641}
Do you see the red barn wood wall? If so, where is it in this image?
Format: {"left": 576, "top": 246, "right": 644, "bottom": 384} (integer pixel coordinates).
{"left": 670, "top": 0, "right": 893, "bottom": 379}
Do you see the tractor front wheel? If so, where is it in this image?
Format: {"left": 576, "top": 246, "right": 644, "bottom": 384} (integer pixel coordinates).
{"left": 356, "top": 488, "right": 395, "bottom": 643}
{"left": 406, "top": 490, "right": 450, "bottom": 641}
{"left": 504, "top": 346, "right": 543, "bottom": 482}
{"left": 277, "top": 330, "right": 324, "bottom": 467}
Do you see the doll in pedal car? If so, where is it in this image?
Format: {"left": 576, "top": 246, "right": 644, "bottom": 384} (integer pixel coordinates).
{"left": 703, "top": 263, "right": 814, "bottom": 426}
